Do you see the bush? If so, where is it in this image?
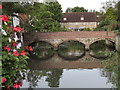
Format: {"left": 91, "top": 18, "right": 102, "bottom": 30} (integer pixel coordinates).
{"left": 1, "top": 15, "right": 30, "bottom": 88}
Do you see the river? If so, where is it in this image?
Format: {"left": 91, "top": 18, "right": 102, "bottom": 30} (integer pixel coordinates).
{"left": 21, "top": 40, "right": 119, "bottom": 88}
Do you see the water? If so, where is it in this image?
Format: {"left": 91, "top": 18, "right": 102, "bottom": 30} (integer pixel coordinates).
{"left": 21, "top": 69, "right": 113, "bottom": 88}
{"left": 21, "top": 40, "right": 118, "bottom": 88}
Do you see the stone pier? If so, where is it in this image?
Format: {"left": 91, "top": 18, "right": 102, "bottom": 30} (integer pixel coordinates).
{"left": 116, "top": 34, "right": 120, "bottom": 52}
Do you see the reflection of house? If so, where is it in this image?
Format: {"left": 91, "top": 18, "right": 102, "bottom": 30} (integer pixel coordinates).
{"left": 61, "top": 12, "right": 99, "bottom": 30}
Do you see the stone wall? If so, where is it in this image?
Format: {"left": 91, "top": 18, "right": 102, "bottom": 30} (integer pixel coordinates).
{"left": 61, "top": 22, "right": 97, "bottom": 29}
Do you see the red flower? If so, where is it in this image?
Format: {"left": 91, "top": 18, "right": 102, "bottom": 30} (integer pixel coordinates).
{"left": 0, "top": 15, "right": 9, "bottom": 22}
{"left": 0, "top": 5, "right": 2, "bottom": 9}
{"left": 3, "top": 46, "right": 7, "bottom": 50}
{"left": 12, "top": 43, "right": 17, "bottom": 46}
{"left": 13, "top": 51, "right": 19, "bottom": 56}
{"left": 2, "top": 77, "right": 7, "bottom": 83}
{"left": 13, "top": 27, "right": 22, "bottom": 32}
{"left": 20, "top": 50, "right": 26, "bottom": 55}
{"left": 3, "top": 46, "right": 11, "bottom": 52}
{"left": 26, "top": 46, "right": 33, "bottom": 51}
{"left": 13, "top": 83, "right": 20, "bottom": 88}
{"left": 19, "top": 82, "right": 22, "bottom": 87}
{"left": 13, "top": 82, "right": 22, "bottom": 88}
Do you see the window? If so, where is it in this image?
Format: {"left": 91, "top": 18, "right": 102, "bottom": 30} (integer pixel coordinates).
{"left": 81, "top": 17, "right": 84, "bottom": 20}
{"left": 63, "top": 18, "right": 67, "bottom": 21}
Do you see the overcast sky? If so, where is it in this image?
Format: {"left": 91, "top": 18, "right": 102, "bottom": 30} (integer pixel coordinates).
{"left": 57, "top": 0, "right": 110, "bottom": 12}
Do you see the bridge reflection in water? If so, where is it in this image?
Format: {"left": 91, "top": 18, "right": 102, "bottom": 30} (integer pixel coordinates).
{"left": 28, "top": 40, "right": 114, "bottom": 69}
{"left": 28, "top": 52, "right": 104, "bottom": 69}
{"left": 22, "top": 51, "right": 115, "bottom": 88}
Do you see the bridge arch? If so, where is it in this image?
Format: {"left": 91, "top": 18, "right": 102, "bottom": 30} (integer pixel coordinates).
{"left": 57, "top": 40, "right": 85, "bottom": 49}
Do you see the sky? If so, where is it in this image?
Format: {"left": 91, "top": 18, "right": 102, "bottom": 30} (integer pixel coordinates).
{"left": 57, "top": 0, "right": 110, "bottom": 12}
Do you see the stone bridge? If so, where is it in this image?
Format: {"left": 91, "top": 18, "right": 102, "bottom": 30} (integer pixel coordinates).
{"left": 24, "top": 31, "right": 116, "bottom": 50}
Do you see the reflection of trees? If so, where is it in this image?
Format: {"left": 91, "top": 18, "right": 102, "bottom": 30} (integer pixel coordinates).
{"left": 27, "top": 70, "right": 48, "bottom": 88}
{"left": 90, "top": 40, "right": 106, "bottom": 52}
{"left": 101, "top": 52, "right": 119, "bottom": 89}
{"left": 30, "top": 41, "right": 54, "bottom": 59}
{"left": 100, "top": 69, "right": 114, "bottom": 82}
{"left": 45, "top": 69, "right": 63, "bottom": 87}
{"left": 89, "top": 40, "right": 115, "bottom": 59}
{"left": 26, "top": 69, "right": 63, "bottom": 88}
{"left": 58, "top": 41, "right": 85, "bottom": 59}
{"left": 59, "top": 41, "right": 85, "bottom": 51}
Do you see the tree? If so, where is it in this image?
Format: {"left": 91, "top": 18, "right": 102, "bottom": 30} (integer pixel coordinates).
{"left": 100, "top": 0, "right": 118, "bottom": 13}
{"left": 65, "top": 7, "right": 72, "bottom": 13}
{"left": 3, "top": 2, "right": 66, "bottom": 32}
{"left": 117, "top": 1, "right": 120, "bottom": 21}
{"left": 66, "top": 6, "right": 88, "bottom": 12}
{"left": 106, "top": 7, "right": 117, "bottom": 20}
{"left": 22, "top": 2, "right": 54, "bottom": 32}
{"left": 95, "top": 0, "right": 120, "bottom": 31}
{"left": 2, "top": 2, "right": 33, "bottom": 15}
{"left": 45, "top": 1, "right": 62, "bottom": 22}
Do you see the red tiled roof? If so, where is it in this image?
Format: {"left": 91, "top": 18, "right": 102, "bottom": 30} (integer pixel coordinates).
{"left": 61, "top": 12, "right": 99, "bottom": 23}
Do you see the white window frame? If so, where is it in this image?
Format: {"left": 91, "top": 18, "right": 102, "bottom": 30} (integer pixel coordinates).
{"left": 63, "top": 18, "right": 67, "bottom": 21}
{"left": 81, "top": 17, "right": 84, "bottom": 20}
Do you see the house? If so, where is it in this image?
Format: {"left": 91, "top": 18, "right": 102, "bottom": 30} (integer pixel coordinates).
{"left": 61, "top": 12, "right": 99, "bottom": 31}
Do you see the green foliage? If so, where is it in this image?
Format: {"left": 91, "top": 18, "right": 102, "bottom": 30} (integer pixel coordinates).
{"left": 2, "top": 2, "right": 31, "bottom": 15}
{"left": 23, "top": 2, "right": 66, "bottom": 32}
{"left": 45, "top": 2, "right": 62, "bottom": 22}
{"left": 2, "top": 17, "right": 29, "bottom": 87}
{"left": 3, "top": 2, "right": 66, "bottom": 32}
{"left": 98, "top": 18, "right": 110, "bottom": 27}
{"left": 30, "top": 41, "right": 54, "bottom": 60}
{"left": 96, "top": 1, "right": 120, "bottom": 32}
{"left": 106, "top": 7, "right": 117, "bottom": 20}
{"left": 117, "top": 1, "right": 120, "bottom": 21}
{"left": 102, "top": 53, "right": 119, "bottom": 89}
{"left": 65, "top": 6, "right": 88, "bottom": 12}
{"left": 81, "top": 28, "right": 90, "bottom": 31}
{"left": 66, "top": 8, "right": 72, "bottom": 13}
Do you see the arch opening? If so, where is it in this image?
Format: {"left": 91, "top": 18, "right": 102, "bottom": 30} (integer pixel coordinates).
{"left": 28, "top": 41, "right": 54, "bottom": 60}
{"left": 89, "top": 40, "right": 115, "bottom": 59}
{"left": 58, "top": 40, "right": 85, "bottom": 60}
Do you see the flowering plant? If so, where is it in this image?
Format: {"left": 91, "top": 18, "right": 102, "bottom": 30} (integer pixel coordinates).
{"left": 1, "top": 14, "right": 31, "bottom": 89}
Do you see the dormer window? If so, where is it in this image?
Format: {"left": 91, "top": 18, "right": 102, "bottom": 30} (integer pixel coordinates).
{"left": 63, "top": 18, "right": 67, "bottom": 21}
{"left": 81, "top": 17, "right": 84, "bottom": 20}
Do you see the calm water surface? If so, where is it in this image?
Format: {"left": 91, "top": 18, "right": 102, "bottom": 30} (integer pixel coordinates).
{"left": 21, "top": 40, "right": 118, "bottom": 88}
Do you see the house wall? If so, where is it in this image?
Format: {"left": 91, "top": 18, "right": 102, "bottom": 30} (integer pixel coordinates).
{"left": 61, "top": 22, "right": 97, "bottom": 30}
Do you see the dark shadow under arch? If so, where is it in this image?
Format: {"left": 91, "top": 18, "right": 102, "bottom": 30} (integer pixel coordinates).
{"left": 58, "top": 40, "right": 85, "bottom": 61}
{"left": 58, "top": 40, "right": 85, "bottom": 49}
{"left": 28, "top": 41, "right": 55, "bottom": 61}
{"left": 29, "top": 41, "right": 54, "bottom": 47}
{"left": 89, "top": 40, "right": 106, "bottom": 50}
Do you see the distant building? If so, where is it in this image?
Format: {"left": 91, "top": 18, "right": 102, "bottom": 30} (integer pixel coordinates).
{"left": 61, "top": 12, "right": 99, "bottom": 30}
